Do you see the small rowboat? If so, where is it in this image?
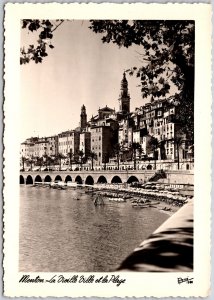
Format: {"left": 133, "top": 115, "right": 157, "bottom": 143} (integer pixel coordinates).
{"left": 108, "top": 198, "right": 126, "bottom": 202}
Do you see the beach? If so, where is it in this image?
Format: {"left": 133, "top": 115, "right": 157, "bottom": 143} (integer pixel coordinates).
{"left": 81, "top": 182, "right": 193, "bottom": 217}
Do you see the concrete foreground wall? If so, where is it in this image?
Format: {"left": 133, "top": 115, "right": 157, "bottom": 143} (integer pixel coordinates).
{"left": 118, "top": 201, "right": 193, "bottom": 272}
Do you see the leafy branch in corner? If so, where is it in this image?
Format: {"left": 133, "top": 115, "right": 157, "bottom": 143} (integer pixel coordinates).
{"left": 20, "top": 19, "right": 64, "bottom": 64}
{"left": 89, "top": 20, "right": 194, "bottom": 138}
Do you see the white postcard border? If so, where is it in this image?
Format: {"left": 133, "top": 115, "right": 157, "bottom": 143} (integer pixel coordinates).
{"left": 3, "top": 3, "right": 212, "bottom": 297}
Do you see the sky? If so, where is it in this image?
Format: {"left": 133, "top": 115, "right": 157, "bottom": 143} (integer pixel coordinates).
{"left": 20, "top": 20, "right": 148, "bottom": 142}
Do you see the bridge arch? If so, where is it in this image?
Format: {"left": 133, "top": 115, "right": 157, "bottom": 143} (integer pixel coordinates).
{"left": 44, "top": 175, "right": 52, "bottom": 182}
{"left": 111, "top": 176, "right": 122, "bottom": 184}
{"left": 35, "top": 175, "right": 42, "bottom": 183}
{"left": 55, "top": 175, "right": 62, "bottom": 182}
{"left": 97, "top": 175, "right": 107, "bottom": 184}
{"left": 26, "top": 175, "right": 33, "bottom": 185}
{"left": 20, "top": 175, "right": 25, "bottom": 184}
{"left": 65, "top": 175, "right": 72, "bottom": 183}
{"left": 127, "top": 176, "right": 139, "bottom": 184}
{"left": 85, "top": 175, "right": 94, "bottom": 185}
{"left": 75, "top": 175, "right": 83, "bottom": 184}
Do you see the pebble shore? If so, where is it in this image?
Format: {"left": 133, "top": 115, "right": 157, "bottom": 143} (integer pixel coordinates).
{"left": 84, "top": 183, "right": 193, "bottom": 216}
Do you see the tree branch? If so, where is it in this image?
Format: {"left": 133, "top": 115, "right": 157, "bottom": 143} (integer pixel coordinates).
{"left": 51, "top": 20, "right": 64, "bottom": 33}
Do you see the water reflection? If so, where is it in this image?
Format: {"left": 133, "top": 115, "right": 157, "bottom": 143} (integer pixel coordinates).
{"left": 19, "top": 186, "right": 168, "bottom": 272}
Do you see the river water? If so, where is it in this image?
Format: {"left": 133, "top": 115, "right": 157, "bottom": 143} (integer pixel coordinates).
{"left": 19, "top": 185, "right": 168, "bottom": 272}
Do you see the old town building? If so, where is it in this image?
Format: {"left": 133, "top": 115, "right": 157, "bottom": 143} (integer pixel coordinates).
{"left": 21, "top": 73, "right": 193, "bottom": 171}
{"left": 20, "top": 136, "right": 58, "bottom": 158}
{"left": 58, "top": 130, "right": 80, "bottom": 159}
{"left": 79, "top": 131, "right": 91, "bottom": 157}
{"left": 90, "top": 125, "right": 113, "bottom": 167}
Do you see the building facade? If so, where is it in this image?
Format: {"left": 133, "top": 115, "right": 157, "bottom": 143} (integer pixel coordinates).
{"left": 90, "top": 125, "right": 113, "bottom": 167}
{"left": 58, "top": 130, "right": 80, "bottom": 159}
{"left": 20, "top": 136, "right": 58, "bottom": 158}
{"left": 79, "top": 131, "right": 91, "bottom": 157}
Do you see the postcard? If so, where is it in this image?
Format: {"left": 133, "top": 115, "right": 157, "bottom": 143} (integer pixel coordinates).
{"left": 3, "top": 2, "right": 212, "bottom": 297}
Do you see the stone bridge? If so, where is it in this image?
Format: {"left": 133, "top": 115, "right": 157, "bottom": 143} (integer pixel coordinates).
{"left": 20, "top": 170, "right": 194, "bottom": 185}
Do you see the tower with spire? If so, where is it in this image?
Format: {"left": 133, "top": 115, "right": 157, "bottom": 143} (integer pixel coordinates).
{"left": 118, "top": 72, "right": 130, "bottom": 114}
{"left": 80, "top": 104, "right": 87, "bottom": 130}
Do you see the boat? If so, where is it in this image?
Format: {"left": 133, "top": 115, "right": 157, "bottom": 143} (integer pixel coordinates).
{"left": 108, "top": 198, "right": 126, "bottom": 202}
{"left": 52, "top": 185, "right": 58, "bottom": 189}
{"left": 132, "top": 201, "right": 160, "bottom": 208}
{"left": 131, "top": 198, "right": 151, "bottom": 204}
{"left": 50, "top": 182, "right": 67, "bottom": 190}
{"left": 161, "top": 207, "right": 172, "bottom": 212}
{"left": 149, "top": 201, "right": 160, "bottom": 206}
{"left": 58, "top": 186, "right": 67, "bottom": 190}
{"left": 132, "top": 205, "right": 149, "bottom": 209}
{"left": 132, "top": 204, "right": 153, "bottom": 209}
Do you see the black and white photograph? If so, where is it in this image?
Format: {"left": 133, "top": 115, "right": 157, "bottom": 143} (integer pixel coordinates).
{"left": 3, "top": 3, "right": 211, "bottom": 298}
{"left": 19, "top": 18, "right": 195, "bottom": 273}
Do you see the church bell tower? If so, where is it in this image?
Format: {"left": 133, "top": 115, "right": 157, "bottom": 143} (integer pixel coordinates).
{"left": 118, "top": 72, "right": 130, "bottom": 114}
{"left": 80, "top": 105, "right": 87, "bottom": 130}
